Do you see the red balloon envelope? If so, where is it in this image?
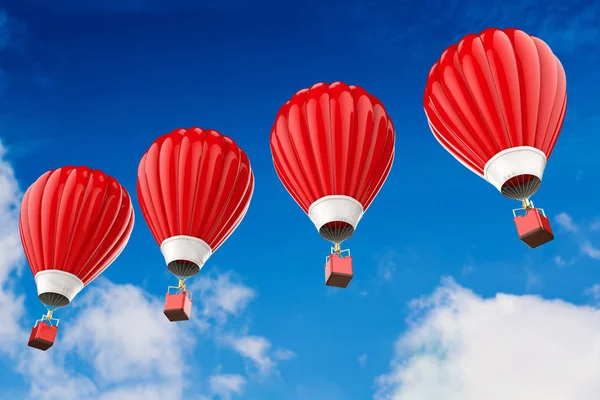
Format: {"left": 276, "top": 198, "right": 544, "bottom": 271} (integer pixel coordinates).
{"left": 271, "top": 82, "right": 395, "bottom": 288}
{"left": 137, "top": 127, "right": 254, "bottom": 321}
{"left": 424, "top": 28, "right": 567, "bottom": 248}
{"left": 20, "top": 166, "right": 134, "bottom": 351}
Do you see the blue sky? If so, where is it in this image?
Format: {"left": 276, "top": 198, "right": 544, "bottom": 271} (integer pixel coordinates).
{"left": 1, "top": 0, "right": 600, "bottom": 399}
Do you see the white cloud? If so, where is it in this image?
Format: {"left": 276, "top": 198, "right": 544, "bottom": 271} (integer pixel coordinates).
{"left": 21, "top": 359, "right": 98, "bottom": 400}
{"left": 551, "top": 213, "right": 600, "bottom": 261}
{"left": 524, "top": 267, "right": 542, "bottom": 292}
{"left": 0, "top": 137, "right": 293, "bottom": 400}
{"left": 553, "top": 256, "right": 575, "bottom": 267}
{"left": 192, "top": 273, "right": 294, "bottom": 378}
{"left": 0, "top": 143, "right": 302, "bottom": 400}
{"left": 0, "top": 141, "right": 98, "bottom": 400}
{"left": 358, "top": 354, "right": 367, "bottom": 368}
{"left": 461, "top": 265, "right": 474, "bottom": 275}
{"left": 13, "top": 269, "right": 291, "bottom": 400}
{"left": 0, "top": 143, "right": 26, "bottom": 355}
{"left": 581, "top": 241, "right": 600, "bottom": 259}
{"left": 554, "top": 256, "right": 567, "bottom": 266}
{"left": 11, "top": 280, "right": 193, "bottom": 400}
{"left": 273, "top": 348, "right": 296, "bottom": 361}
{"left": 555, "top": 213, "right": 578, "bottom": 232}
{"left": 584, "top": 284, "right": 600, "bottom": 304}
{"left": 375, "top": 278, "right": 600, "bottom": 400}
{"left": 209, "top": 373, "right": 247, "bottom": 400}
{"left": 227, "top": 336, "right": 294, "bottom": 377}
{"left": 61, "top": 280, "right": 191, "bottom": 387}
{"left": 376, "top": 250, "right": 398, "bottom": 281}
{"left": 225, "top": 335, "right": 277, "bottom": 376}
{"left": 193, "top": 272, "right": 256, "bottom": 326}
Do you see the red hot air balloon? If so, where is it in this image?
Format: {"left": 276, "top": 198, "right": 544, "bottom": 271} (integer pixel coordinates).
{"left": 137, "top": 127, "right": 254, "bottom": 322}
{"left": 20, "top": 166, "right": 134, "bottom": 351}
{"left": 424, "top": 28, "right": 567, "bottom": 248}
{"left": 271, "top": 82, "right": 395, "bottom": 288}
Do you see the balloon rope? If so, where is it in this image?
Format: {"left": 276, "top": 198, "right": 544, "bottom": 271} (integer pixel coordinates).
{"left": 333, "top": 242, "right": 341, "bottom": 255}
{"left": 522, "top": 198, "right": 533, "bottom": 210}
{"left": 177, "top": 279, "right": 186, "bottom": 293}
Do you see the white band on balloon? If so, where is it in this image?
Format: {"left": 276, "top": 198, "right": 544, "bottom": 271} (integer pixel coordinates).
{"left": 34, "top": 270, "right": 84, "bottom": 303}
{"left": 308, "top": 195, "right": 364, "bottom": 232}
{"left": 160, "top": 235, "right": 213, "bottom": 271}
{"left": 484, "top": 146, "right": 547, "bottom": 192}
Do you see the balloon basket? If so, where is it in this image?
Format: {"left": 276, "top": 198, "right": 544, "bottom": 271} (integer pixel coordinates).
{"left": 513, "top": 207, "right": 554, "bottom": 248}
{"left": 164, "top": 290, "right": 192, "bottom": 322}
{"left": 325, "top": 251, "right": 353, "bottom": 288}
{"left": 28, "top": 321, "right": 58, "bottom": 351}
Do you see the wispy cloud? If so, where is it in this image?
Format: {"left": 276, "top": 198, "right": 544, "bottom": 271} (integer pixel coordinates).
{"left": 555, "top": 213, "right": 578, "bottom": 232}
{"left": 209, "top": 372, "right": 247, "bottom": 400}
{"left": 190, "top": 273, "right": 295, "bottom": 380}
{"left": 223, "top": 334, "right": 295, "bottom": 378}
{"left": 590, "top": 219, "right": 600, "bottom": 231}
{"left": 193, "top": 271, "right": 256, "bottom": 326}
{"left": 227, "top": 335, "right": 277, "bottom": 376}
{"left": 553, "top": 213, "right": 600, "bottom": 262}
{"left": 461, "top": 255, "right": 476, "bottom": 276}
{"left": 581, "top": 241, "right": 600, "bottom": 259}
{"left": 273, "top": 348, "right": 296, "bottom": 361}
{"left": 371, "top": 248, "right": 423, "bottom": 287}
{"left": 554, "top": 256, "right": 574, "bottom": 267}
{"left": 358, "top": 354, "right": 367, "bottom": 368}
{"left": 584, "top": 284, "right": 600, "bottom": 304}
{"left": 376, "top": 250, "right": 398, "bottom": 281}
{"left": 0, "top": 142, "right": 26, "bottom": 358}
{"left": 524, "top": 267, "right": 542, "bottom": 292}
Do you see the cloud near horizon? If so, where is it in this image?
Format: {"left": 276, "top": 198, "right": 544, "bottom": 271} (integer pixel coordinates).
{"left": 375, "top": 278, "right": 600, "bottom": 400}
{"left": 0, "top": 140, "right": 293, "bottom": 400}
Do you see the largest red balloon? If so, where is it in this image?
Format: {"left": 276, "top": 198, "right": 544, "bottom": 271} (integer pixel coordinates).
{"left": 424, "top": 28, "right": 567, "bottom": 200}
{"left": 137, "top": 127, "right": 254, "bottom": 280}
{"left": 20, "top": 166, "right": 134, "bottom": 309}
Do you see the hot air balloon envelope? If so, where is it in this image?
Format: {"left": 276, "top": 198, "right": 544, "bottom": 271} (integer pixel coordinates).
{"left": 271, "top": 82, "right": 395, "bottom": 286}
{"left": 424, "top": 28, "right": 566, "bottom": 248}
{"left": 137, "top": 127, "right": 254, "bottom": 320}
{"left": 20, "top": 166, "right": 134, "bottom": 350}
